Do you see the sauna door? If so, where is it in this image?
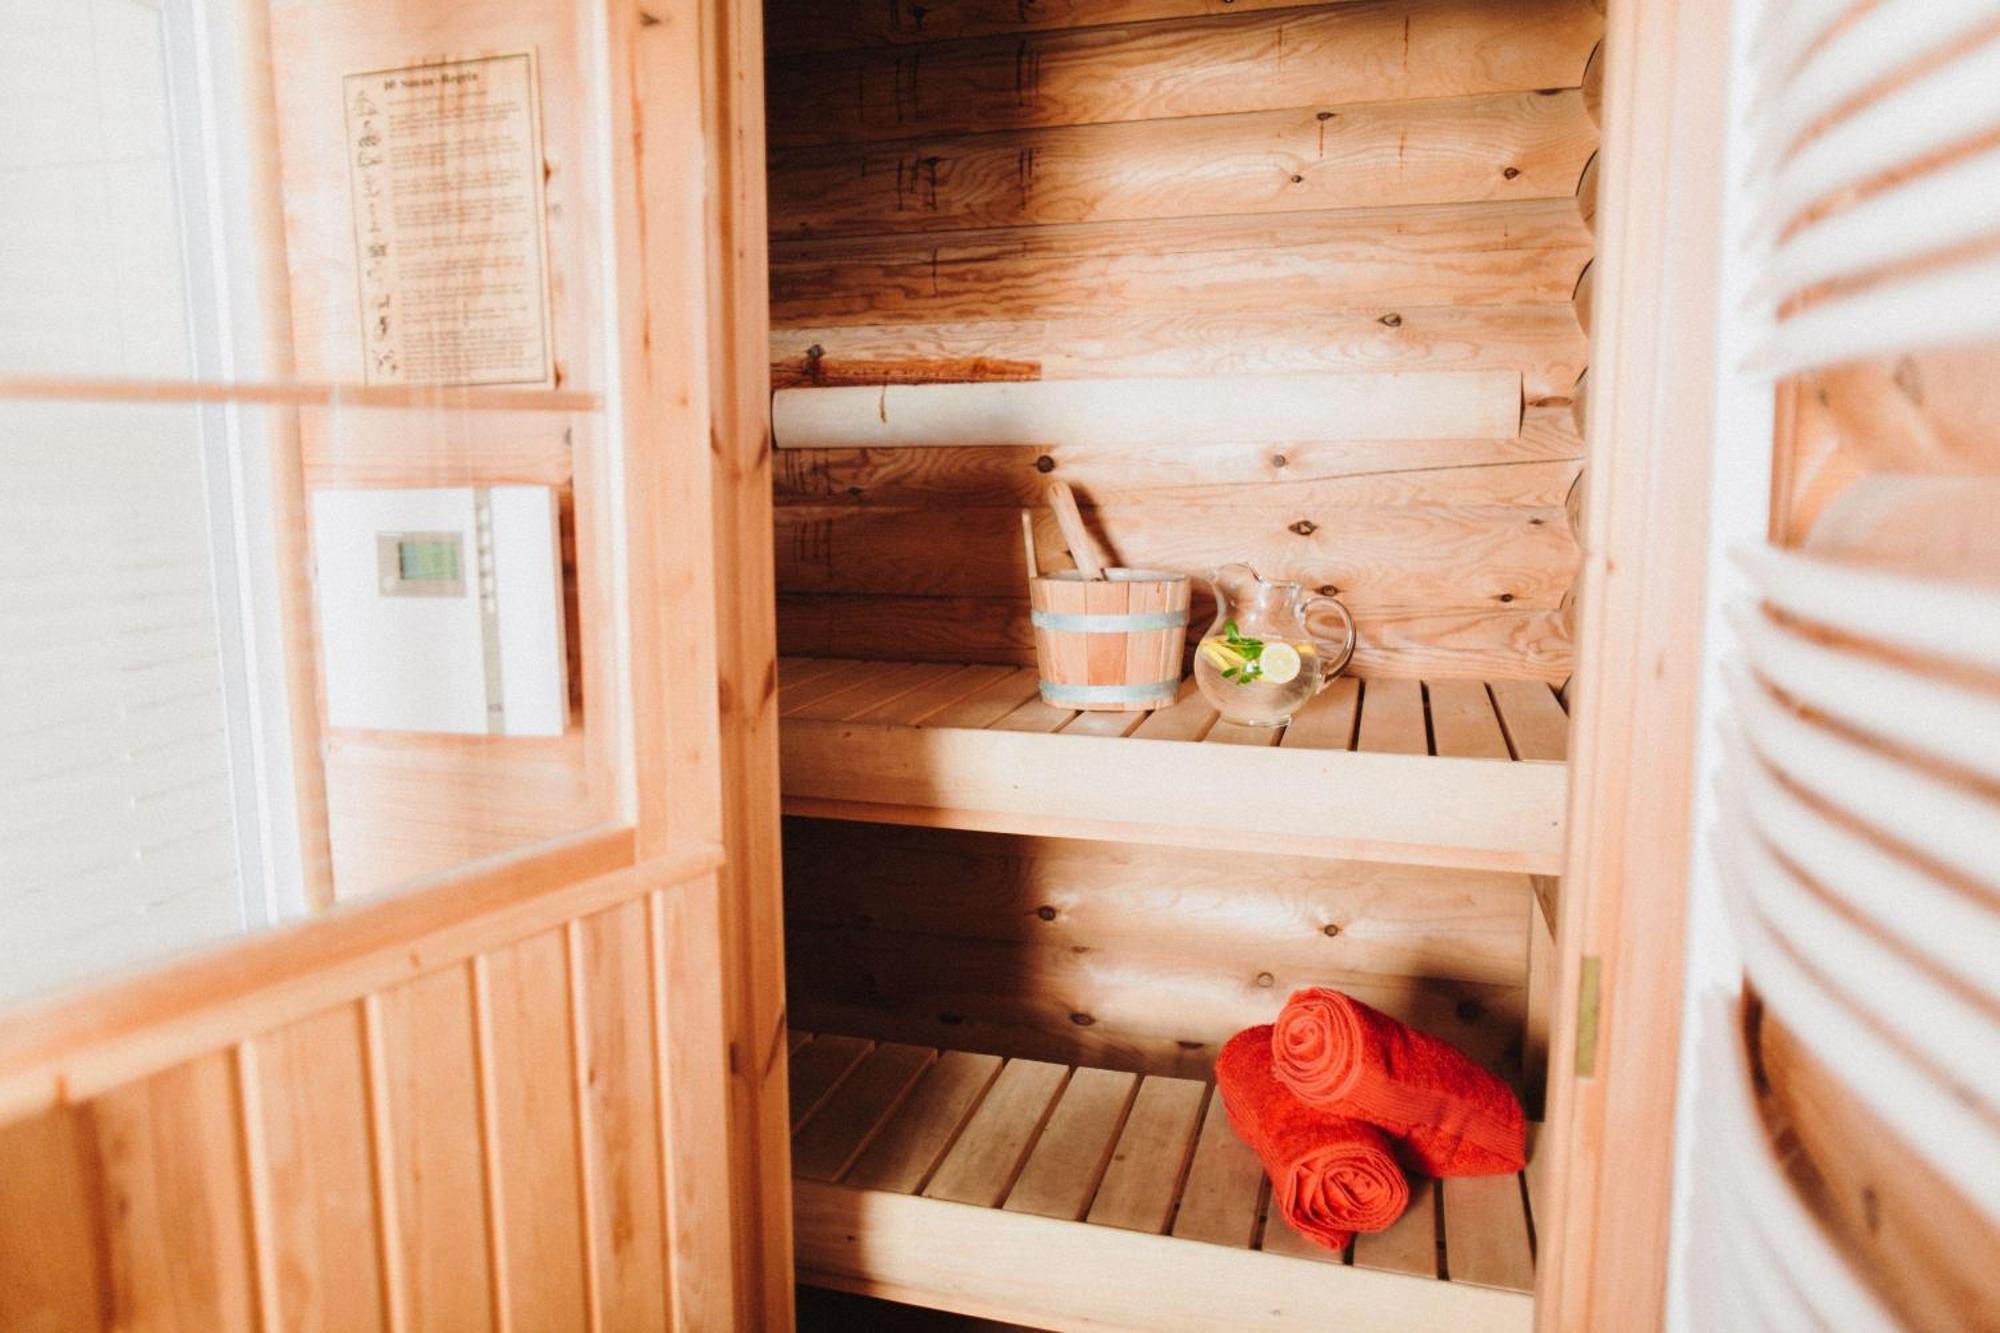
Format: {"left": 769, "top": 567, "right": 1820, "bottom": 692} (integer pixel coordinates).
{"left": 0, "top": 1, "right": 783, "bottom": 1329}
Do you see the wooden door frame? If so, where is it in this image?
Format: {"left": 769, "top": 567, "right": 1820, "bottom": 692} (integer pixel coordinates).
{"left": 0, "top": 0, "right": 777, "bottom": 1325}
{"left": 1536, "top": 0, "right": 1732, "bottom": 1327}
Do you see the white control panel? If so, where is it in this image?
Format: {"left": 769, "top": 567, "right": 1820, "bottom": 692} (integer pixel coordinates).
{"left": 309, "top": 486, "right": 567, "bottom": 736}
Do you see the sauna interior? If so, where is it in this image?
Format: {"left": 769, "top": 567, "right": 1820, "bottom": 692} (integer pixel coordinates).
{"left": 766, "top": 0, "right": 1600, "bottom": 1324}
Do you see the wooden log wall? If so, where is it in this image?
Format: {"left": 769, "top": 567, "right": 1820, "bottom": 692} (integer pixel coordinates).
{"left": 765, "top": 0, "right": 1603, "bottom": 681}
{"left": 782, "top": 820, "right": 1532, "bottom": 1085}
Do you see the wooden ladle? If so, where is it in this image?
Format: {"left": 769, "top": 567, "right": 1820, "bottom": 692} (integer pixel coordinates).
{"left": 1046, "top": 481, "right": 1107, "bottom": 580}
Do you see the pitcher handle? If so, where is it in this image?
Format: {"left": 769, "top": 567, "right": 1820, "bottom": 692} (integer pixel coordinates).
{"left": 1302, "top": 595, "right": 1357, "bottom": 686}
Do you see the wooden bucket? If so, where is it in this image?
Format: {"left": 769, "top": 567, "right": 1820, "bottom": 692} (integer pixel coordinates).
{"left": 1028, "top": 569, "right": 1190, "bottom": 711}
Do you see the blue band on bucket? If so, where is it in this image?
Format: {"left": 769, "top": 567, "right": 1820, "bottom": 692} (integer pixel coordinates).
{"left": 1037, "top": 679, "right": 1181, "bottom": 705}
{"left": 1029, "top": 609, "right": 1189, "bottom": 633}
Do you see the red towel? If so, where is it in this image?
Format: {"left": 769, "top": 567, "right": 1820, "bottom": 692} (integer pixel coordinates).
{"left": 1216, "top": 1026, "right": 1409, "bottom": 1252}
{"left": 1270, "top": 988, "right": 1526, "bottom": 1178}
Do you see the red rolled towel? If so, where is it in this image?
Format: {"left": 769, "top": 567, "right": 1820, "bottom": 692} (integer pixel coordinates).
{"left": 1216, "top": 1026, "right": 1409, "bottom": 1253}
{"left": 1270, "top": 988, "right": 1526, "bottom": 1177}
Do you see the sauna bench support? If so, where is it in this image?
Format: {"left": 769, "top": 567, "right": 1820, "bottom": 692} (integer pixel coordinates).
{"left": 788, "top": 1030, "right": 1539, "bottom": 1333}
{"left": 777, "top": 658, "right": 1570, "bottom": 875}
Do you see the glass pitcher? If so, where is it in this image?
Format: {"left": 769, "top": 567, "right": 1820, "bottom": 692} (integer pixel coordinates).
{"left": 1193, "top": 564, "right": 1358, "bottom": 727}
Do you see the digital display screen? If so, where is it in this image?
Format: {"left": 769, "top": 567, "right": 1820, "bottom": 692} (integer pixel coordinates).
{"left": 398, "top": 538, "right": 461, "bottom": 583}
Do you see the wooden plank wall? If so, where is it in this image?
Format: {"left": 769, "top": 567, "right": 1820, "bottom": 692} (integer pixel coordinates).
{"left": 0, "top": 861, "right": 727, "bottom": 1333}
{"left": 765, "top": 0, "right": 1603, "bottom": 681}
{"left": 782, "top": 820, "right": 1531, "bottom": 1085}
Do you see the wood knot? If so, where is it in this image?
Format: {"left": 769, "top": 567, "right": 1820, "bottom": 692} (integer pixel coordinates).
{"left": 1316, "top": 110, "right": 1334, "bottom": 121}
{"left": 805, "top": 343, "right": 824, "bottom": 361}
{"left": 1497, "top": 592, "right": 1515, "bottom": 603}
{"left": 1270, "top": 453, "right": 1287, "bottom": 468}
{"left": 1255, "top": 972, "right": 1276, "bottom": 988}
{"left": 1034, "top": 454, "right": 1056, "bottom": 473}
{"left": 1289, "top": 519, "right": 1318, "bottom": 536}
{"left": 1069, "top": 1012, "right": 1096, "bottom": 1027}
{"left": 1322, "top": 923, "right": 1342, "bottom": 938}
{"left": 1318, "top": 585, "right": 1338, "bottom": 596}
{"left": 1289, "top": 174, "right": 1305, "bottom": 184}
{"left": 1378, "top": 312, "right": 1403, "bottom": 327}
{"left": 1502, "top": 166, "right": 1521, "bottom": 179}
{"left": 1455, "top": 998, "right": 1487, "bottom": 1024}
{"left": 1036, "top": 905, "right": 1058, "bottom": 921}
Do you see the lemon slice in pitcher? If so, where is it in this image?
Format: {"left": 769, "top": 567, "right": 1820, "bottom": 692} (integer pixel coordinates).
{"left": 1259, "top": 641, "right": 1302, "bottom": 685}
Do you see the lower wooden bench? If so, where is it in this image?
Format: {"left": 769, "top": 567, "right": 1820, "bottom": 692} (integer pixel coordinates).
{"left": 789, "top": 1031, "right": 1539, "bottom": 1333}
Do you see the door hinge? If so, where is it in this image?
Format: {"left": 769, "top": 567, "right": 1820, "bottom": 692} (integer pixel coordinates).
{"left": 1574, "top": 955, "right": 1603, "bottom": 1077}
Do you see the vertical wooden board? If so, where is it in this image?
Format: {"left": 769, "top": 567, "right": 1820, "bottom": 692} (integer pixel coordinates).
{"left": 0, "top": 1107, "right": 107, "bottom": 1333}
{"left": 791, "top": 1043, "right": 937, "bottom": 1182}
{"left": 577, "top": 900, "right": 668, "bottom": 1333}
{"left": 1257, "top": 1185, "right": 1347, "bottom": 1264}
{"left": 1427, "top": 681, "right": 1511, "bottom": 759}
{"left": 1279, "top": 675, "right": 1361, "bottom": 750}
{"left": 920, "top": 667, "right": 1042, "bottom": 729}
{"left": 1356, "top": 677, "right": 1429, "bottom": 754}
{"left": 647, "top": 874, "right": 738, "bottom": 1332}
{"left": 1352, "top": 1177, "right": 1441, "bottom": 1278}
{"left": 789, "top": 1035, "right": 875, "bottom": 1130}
{"left": 377, "top": 966, "right": 494, "bottom": 1331}
{"left": 845, "top": 1050, "right": 1006, "bottom": 1193}
{"left": 1002, "top": 1067, "right": 1139, "bottom": 1220}
{"left": 1441, "top": 1173, "right": 1535, "bottom": 1292}
{"left": 1524, "top": 896, "right": 1556, "bottom": 1120}
{"left": 1169, "top": 1089, "right": 1265, "bottom": 1249}
{"left": 1523, "top": 1123, "right": 1548, "bottom": 1233}
{"left": 922, "top": 1059, "right": 1070, "bottom": 1207}
{"left": 484, "top": 932, "right": 589, "bottom": 1332}
{"left": 1488, "top": 678, "right": 1570, "bottom": 760}
{"left": 255, "top": 1004, "right": 387, "bottom": 1333}
{"left": 87, "top": 1050, "right": 258, "bottom": 1331}
{"left": 1084, "top": 1076, "right": 1206, "bottom": 1233}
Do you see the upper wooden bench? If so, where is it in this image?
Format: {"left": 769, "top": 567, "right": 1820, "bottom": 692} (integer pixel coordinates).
{"left": 778, "top": 658, "right": 1569, "bottom": 874}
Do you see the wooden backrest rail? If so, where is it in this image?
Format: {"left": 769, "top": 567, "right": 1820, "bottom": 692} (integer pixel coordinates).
{"left": 0, "top": 827, "right": 724, "bottom": 1124}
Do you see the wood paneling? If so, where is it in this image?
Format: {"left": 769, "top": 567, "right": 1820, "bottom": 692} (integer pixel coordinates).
{"left": 765, "top": 0, "right": 1597, "bottom": 680}
{"left": 776, "top": 500, "right": 1579, "bottom": 608}
{"left": 777, "top": 593, "right": 1575, "bottom": 681}
{"left": 775, "top": 404, "right": 1584, "bottom": 505}
{"left": 784, "top": 822, "right": 1532, "bottom": 986}
{"left": 788, "top": 932, "right": 1525, "bottom": 1082}
{"left": 767, "top": 0, "right": 1604, "bottom": 147}
{"left": 772, "top": 199, "right": 1595, "bottom": 327}
{"left": 772, "top": 304, "right": 1589, "bottom": 401}
{"left": 771, "top": 91, "right": 1597, "bottom": 237}
{"left": 764, "top": 0, "right": 1345, "bottom": 53}
{"left": 0, "top": 856, "right": 726, "bottom": 1333}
